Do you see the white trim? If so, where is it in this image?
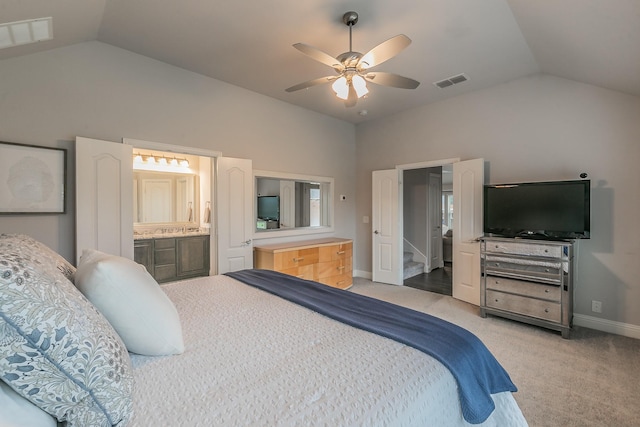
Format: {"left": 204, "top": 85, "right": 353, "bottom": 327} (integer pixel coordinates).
{"left": 354, "top": 270, "right": 372, "bottom": 280}
{"left": 253, "top": 169, "right": 335, "bottom": 240}
{"left": 396, "top": 157, "right": 461, "bottom": 171}
{"left": 254, "top": 169, "right": 332, "bottom": 184}
{"left": 573, "top": 314, "right": 640, "bottom": 340}
{"left": 123, "top": 138, "right": 221, "bottom": 158}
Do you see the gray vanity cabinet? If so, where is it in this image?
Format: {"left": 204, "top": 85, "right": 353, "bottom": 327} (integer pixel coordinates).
{"left": 134, "top": 235, "right": 210, "bottom": 283}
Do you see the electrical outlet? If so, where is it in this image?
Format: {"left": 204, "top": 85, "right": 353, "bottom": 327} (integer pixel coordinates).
{"left": 591, "top": 300, "right": 602, "bottom": 313}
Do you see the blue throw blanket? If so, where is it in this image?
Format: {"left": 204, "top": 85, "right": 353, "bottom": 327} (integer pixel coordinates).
{"left": 226, "top": 269, "right": 517, "bottom": 424}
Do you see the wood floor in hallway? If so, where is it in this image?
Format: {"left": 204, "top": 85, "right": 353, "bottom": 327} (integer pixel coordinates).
{"left": 404, "top": 262, "right": 452, "bottom": 296}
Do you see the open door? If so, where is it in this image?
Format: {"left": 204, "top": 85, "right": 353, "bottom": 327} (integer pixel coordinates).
{"left": 428, "top": 172, "right": 443, "bottom": 271}
{"left": 452, "top": 158, "right": 484, "bottom": 305}
{"left": 75, "top": 137, "right": 133, "bottom": 265}
{"left": 372, "top": 169, "right": 402, "bottom": 285}
{"left": 217, "top": 157, "right": 253, "bottom": 273}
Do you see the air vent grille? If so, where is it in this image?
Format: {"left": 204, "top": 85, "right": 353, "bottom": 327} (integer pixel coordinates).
{"left": 0, "top": 17, "right": 52, "bottom": 50}
{"left": 434, "top": 73, "right": 468, "bottom": 89}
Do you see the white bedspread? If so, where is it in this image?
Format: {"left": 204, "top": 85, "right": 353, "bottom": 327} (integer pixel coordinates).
{"left": 129, "top": 275, "right": 527, "bottom": 426}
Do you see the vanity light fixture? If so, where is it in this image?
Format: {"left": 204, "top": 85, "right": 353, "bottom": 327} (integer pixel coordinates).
{"left": 133, "top": 153, "right": 190, "bottom": 171}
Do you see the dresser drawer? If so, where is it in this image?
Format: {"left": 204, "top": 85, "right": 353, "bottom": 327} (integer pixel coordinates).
{"left": 279, "top": 264, "right": 316, "bottom": 280}
{"left": 316, "top": 259, "right": 352, "bottom": 279}
{"left": 486, "top": 290, "right": 561, "bottom": 322}
{"left": 485, "top": 276, "right": 561, "bottom": 301}
{"left": 318, "top": 272, "right": 352, "bottom": 290}
{"left": 484, "top": 240, "right": 562, "bottom": 258}
{"left": 274, "top": 248, "right": 319, "bottom": 269}
{"left": 484, "top": 256, "right": 562, "bottom": 284}
{"left": 319, "top": 242, "right": 353, "bottom": 262}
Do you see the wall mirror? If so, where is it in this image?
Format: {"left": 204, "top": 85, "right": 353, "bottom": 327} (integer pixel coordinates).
{"left": 134, "top": 171, "right": 198, "bottom": 224}
{"left": 254, "top": 170, "right": 334, "bottom": 237}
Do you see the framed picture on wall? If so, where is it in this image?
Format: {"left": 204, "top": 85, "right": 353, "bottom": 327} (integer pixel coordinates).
{"left": 0, "top": 141, "right": 67, "bottom": 214}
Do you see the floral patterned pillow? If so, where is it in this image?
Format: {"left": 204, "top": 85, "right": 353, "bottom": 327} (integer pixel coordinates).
{"left": 0, "top": 234, "right": 76, "bottom": 280}
{"left": 0, "top": 235, "right": 134, "bottom": 426}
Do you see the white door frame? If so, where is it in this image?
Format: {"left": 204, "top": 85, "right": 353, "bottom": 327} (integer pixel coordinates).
{"left": 372, "top": 158, "right": 459, "bottom": 285}
{"left": 123, "top": 138, "right": 221, "bottom": 274}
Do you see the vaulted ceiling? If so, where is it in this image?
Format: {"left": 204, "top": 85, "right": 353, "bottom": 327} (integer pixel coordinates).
{"left": 1, "top": 0, "right": 638, "bottom": 123}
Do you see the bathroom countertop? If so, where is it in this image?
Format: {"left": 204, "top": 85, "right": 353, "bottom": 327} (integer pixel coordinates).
{"left": 134, "top": 230, "right": 210, "bottom": 240}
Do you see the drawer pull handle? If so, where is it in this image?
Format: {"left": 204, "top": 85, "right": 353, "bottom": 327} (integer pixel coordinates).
{"left": 494, "top": 299, "right": 499, "bottom": 303}
{"left": 337, "top": 266, "right": 345, "bottom": 271}
{"left": 544, "top": 308, "right": 549, "bottom": 313}
{"left": 545, "top": 289, "right": 549, "bottom": 293}
{"left": 293, "top": 257, "right": 304, "bottom": 262}
{"left": 545, "top": 268, "right": 550, "bottom": 272}
{"left": 336, "top": 251, "right": 345, "bottom": 255}
{"left": 494, "top": 263, "right": 500, "bottom": 267}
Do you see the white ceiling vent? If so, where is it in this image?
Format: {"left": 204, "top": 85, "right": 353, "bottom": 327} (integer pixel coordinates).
{"left": 0, "top": 17, "right": 53, "bottom": 50}
{"left": 434, "top": 73, "right": 468, "bottom": 89}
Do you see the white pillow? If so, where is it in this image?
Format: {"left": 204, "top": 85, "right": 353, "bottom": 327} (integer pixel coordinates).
{"left": 74, "top": 249, "right": 185, "bottom": 356}
{"left": 0, "top": 381, "right": 57, "bottom": 427}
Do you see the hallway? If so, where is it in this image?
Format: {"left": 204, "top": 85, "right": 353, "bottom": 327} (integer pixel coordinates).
{"left": 404, "top": 263, "right": 452, "bottom": 296}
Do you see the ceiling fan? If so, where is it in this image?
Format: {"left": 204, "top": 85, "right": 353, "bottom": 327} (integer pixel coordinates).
{"left": 286, "top": 11, "right": 420, "bottom": 108}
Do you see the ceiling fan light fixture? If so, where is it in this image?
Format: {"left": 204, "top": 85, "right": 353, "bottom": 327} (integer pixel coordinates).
{"left": 352, "top": 75, "right": 369, "bottom": 98}
{"left": 332, "top": 76, "right": 349, "bottom": 100}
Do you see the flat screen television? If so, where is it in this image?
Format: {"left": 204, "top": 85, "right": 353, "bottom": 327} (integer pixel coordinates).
{"left": 483, "top": 179, "right": 590, "bottom": 240}
{"left": 257, "top": 196, "right": 279, "bottom": 221}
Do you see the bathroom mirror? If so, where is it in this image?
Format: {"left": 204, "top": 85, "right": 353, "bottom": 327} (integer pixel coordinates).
{"left": 134, "top": 171, "right": 198, "bottom": 224}
{"left": 254, "top": 170, "right": 334, "bottom": 237}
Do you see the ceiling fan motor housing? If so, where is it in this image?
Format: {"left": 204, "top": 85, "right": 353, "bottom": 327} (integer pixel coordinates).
{"left": 342, "top": 11, "right": 358, "bottom": 26}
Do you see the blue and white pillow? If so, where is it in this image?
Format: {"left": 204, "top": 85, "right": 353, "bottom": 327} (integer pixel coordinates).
{"left": 0, "top": 235, "right": 134, "bottom": 426}
{"left": 0, "top": 234, "right": 76, "bottom": 281}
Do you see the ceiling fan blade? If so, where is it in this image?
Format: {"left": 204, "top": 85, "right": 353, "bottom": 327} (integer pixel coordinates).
{"left": 285, "top": 75, "right": 338, "bottom": 92}
{"left": 357, "top": 34, "right": 412, "bottom": 70}
{"left": 344, "top": 84, "right": 358, "bottom": 108}
{"left": 364, "top": 72, "right": 420, "bottom": 89}
{"left": 293, "top": 43, "right": 344, "bottom": 72}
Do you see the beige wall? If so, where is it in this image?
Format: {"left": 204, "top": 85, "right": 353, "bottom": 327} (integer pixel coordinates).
{"left": 355, "top": 74, "right": 640, "bottom": 329}
{"left": 0, "top": 41, "right": 357, "bottom": 262}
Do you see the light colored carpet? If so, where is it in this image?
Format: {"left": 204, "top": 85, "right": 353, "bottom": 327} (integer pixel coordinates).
{"left": 349, "top": 277, "right": 640, "bottom": 427}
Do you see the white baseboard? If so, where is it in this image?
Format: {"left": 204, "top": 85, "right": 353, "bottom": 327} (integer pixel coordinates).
{"left": 354, "top": 270, "right": 372, "bottom": 280}
{"left": 573, "top": 314, "right": 640, "bottom": 340}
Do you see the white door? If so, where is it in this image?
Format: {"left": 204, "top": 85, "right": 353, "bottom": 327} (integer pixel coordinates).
{"left": 279, "top": 180, "right": 295, "bottom": 228}
{"left": 452, "top": 158, "right": 484, "bottom": 305}
{"left": 428, "top": 172, "right": 443, "bottom": 271}
{"left": 217, "top": 157, "right": 253, "bottom": 273}
{"left": 372, "top": 169, "right": 402, "bottom": 285}
{"left": 75, "top": 137, "right": 133, "bottom": 264}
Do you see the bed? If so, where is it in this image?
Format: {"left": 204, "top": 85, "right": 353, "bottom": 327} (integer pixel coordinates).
{"left": 0, "top": 234, "right": 527, "bottom": 426}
